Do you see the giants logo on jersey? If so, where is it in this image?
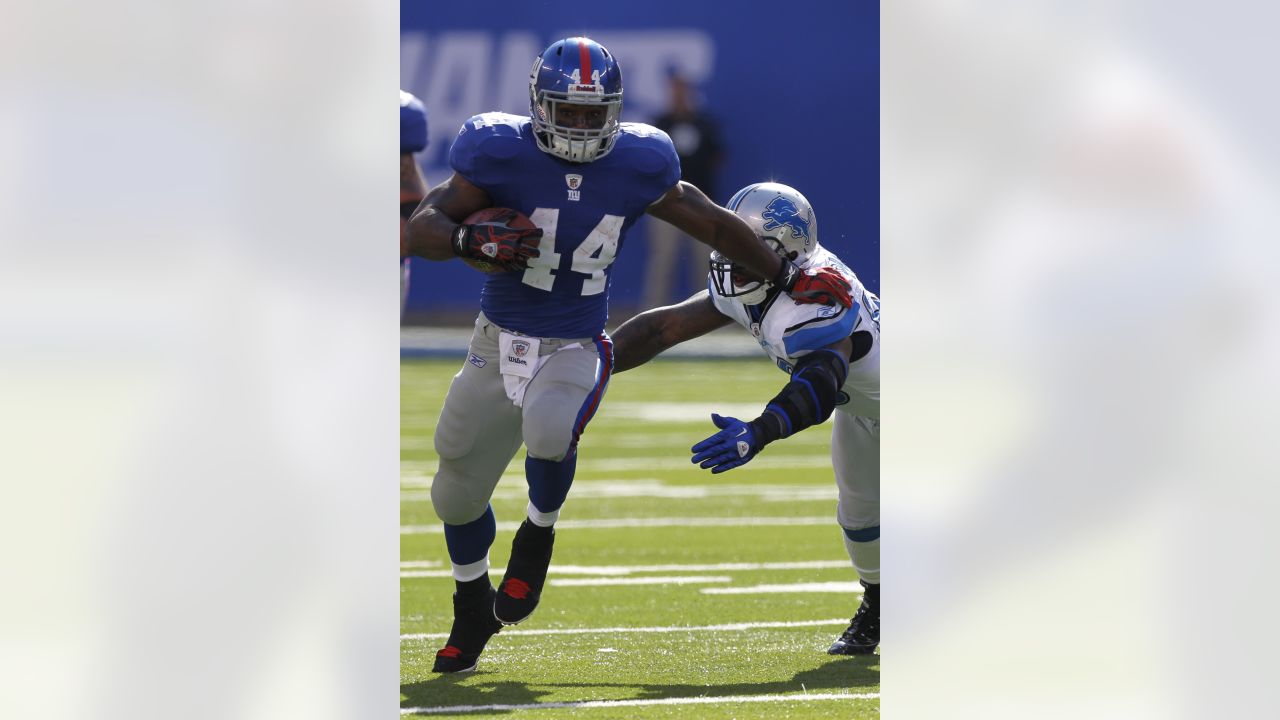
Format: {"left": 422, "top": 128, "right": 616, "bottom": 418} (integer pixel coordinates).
{"left": 566, "top": 174, "right": 583, "bottom": 202}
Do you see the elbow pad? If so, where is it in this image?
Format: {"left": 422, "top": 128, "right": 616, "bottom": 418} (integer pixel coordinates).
{"left": 749, "top": 348, "right": 850, "bottom": 444}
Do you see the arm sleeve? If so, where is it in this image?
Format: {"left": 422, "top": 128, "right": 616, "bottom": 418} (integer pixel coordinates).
{"left": 747, "top": 347, "right": 851, "bottom": 445}
{"left": 781, "top": 305, "right": 858, "bottom": 356}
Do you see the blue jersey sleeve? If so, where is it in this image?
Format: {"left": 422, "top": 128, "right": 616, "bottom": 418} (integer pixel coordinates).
{"left": 400, "top": 91, "right": 427, "bottom": 154}
{"left": 448, "top": 113, "right": 526, "bottom": 192}
{"left": 644, "top": 128, "right": 681, "bottom": 195}
{"left": 612, "top": 124, "right": 682, "bottom": 207}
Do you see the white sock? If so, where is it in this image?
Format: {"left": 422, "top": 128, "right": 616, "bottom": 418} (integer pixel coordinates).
{"left": 844, "top": 535, "right": 880, "bottom": 585}
{"left": 527, "top": 501, "right": 559, "bottom": 528}
{"left": 451, "top": 554, "right": 490, "bottom": 582}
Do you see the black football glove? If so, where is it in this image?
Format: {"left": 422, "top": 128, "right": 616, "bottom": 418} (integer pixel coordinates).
{"left": 451, "top": 222, "right": 543, "bottom": 271}
{"left": 775, "top": 260, "right": 853, "bottom": 308}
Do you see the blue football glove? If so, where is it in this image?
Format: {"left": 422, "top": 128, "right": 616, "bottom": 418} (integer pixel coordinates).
{"left": 690, "top": 413, "right": 761, "bottom": 474}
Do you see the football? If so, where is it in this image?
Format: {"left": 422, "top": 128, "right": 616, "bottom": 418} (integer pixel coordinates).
{"left": 460, "top": 207, "right": 538, "bottom": 274}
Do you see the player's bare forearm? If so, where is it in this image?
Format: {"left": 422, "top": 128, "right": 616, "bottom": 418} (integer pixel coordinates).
{"left": 647, "top": 181, "right": 784, "bottom": 283}
{"left": 612, "top": 292, "right": 729, "bottom": 373}
{"left": 406, "top": 172, "right": 491, "bottom": 261}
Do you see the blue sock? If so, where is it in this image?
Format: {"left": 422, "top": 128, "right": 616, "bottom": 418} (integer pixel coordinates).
{"left": 443, "top": 504, "right": 496, "bottom": 565}
{"left": 526, "top": 452, "right": 577, "bottom": 515}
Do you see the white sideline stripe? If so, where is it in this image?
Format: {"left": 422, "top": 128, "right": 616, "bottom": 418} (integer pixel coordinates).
{"left": 401, "top": 692, "right": 877, "bottom": 715}
{"left": 702, "top": 582, "right": 862, "bottom": 595}
{"left": 400, "top": 617, "right": 849, "bottom": 641}
{"left": 400, "top": 481, "right": 835, "bottom": 503}
{"left": 399, "top": 559, "right": 850, "bottom": 577}
{"left": 401, "top": 454, "right": 830, "bottom": 477}
{"left": 400, "top": 516, "right": 832, "bottom": 534}
{"left": 550, "top": 575, "right": 730, "bottom": 587}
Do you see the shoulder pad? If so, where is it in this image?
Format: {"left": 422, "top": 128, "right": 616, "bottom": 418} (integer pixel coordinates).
{"left": 612, "top": 123, "right": 681, "bottom": 181}
{"left": 400, "top": 91, "right": 427, "bottom": 154}
{"left": 449, "top": 113, "right": 529, "bottom": 180}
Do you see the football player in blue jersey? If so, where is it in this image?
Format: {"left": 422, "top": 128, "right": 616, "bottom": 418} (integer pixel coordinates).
{"left": 611, "top": 182, "right": 882, "bottom": 657}
{"left": 401, "top": 90, "right": 429, "bottom": 310}
{"left": 405, "top": 37, "right": 855, "bottom": 673}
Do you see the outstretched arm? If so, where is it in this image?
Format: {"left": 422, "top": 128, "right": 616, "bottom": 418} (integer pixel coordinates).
{"left": 648, "top": 182, "right": 852, "bottom": 307}
{"left": 612, "top": 291, "right": 731, "bottom": 373}
{"left": 691, "top": 335, "right": 855, "bottom": 473}
{"left": 647, "top": 182, "right": 782, "bottom": 284}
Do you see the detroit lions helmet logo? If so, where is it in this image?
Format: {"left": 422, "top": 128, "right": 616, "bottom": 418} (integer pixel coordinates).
{"left": 761, "top": 196, "right": 811, "bottom": 241}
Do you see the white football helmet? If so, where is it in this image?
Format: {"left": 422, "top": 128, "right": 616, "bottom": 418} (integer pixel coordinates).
{"left": 709, "top": 182, "right": 820, "bottom": 304}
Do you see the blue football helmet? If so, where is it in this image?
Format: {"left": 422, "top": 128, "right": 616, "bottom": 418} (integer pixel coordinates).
{"left": 529, "top": 37, "right": 623, "bottom": 163}
{"left": 400, "top": 90, "right": 427, "bottom": 155}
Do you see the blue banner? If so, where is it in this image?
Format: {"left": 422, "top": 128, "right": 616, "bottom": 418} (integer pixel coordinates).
{"left": 401, "top": 2, "right": 878, "bottom": 324}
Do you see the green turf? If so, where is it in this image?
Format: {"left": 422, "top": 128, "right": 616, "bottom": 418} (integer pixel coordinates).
{"left": 402, "top": 358, "right": 879, "bottom": 717}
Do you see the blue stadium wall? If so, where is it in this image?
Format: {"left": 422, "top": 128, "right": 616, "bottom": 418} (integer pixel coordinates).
{"left": 401, "top": 1, "right": 878, "bottom": 325}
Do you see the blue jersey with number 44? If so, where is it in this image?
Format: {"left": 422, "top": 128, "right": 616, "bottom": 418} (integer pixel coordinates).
{"left": 450, "top": 112, "right": 680, "bottom": 338}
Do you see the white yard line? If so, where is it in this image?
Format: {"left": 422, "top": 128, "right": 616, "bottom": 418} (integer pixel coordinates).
{"left": 702, "top": 582, "right": 862, "bottom": 595}
{"left": 401, "top": 691, "right": 878, "bottom": 715}
{"left": 400, "top": 454, "right": 831, "bottom": 480}
{"left": 400, "top": 617, "right": 849, "bottom": 641}
{"left": 401, "top": 516, "right": 833, "bottom": 535}
{"left": 399, "top": 560, "right": 442, "bottom": 570}
{"left": 549, "top": 575, "right": 731, "bottom": 587}
{"left": 399, "top": 559, "right": 851, "bottom": 578}
{"left": 400, "top": 480, "right": 835, "bottom": 503}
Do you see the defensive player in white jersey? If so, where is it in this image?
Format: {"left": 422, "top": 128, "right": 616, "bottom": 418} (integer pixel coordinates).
{"left": 611, "top": 182, "right": 881, "bottom": 655}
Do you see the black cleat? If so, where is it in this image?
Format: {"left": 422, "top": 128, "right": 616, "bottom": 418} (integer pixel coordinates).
{"left": 431, "top": 583, "right": 503, "bottom": 673}
{"left": 494, "top": 520, "right": 555, "bottom": 625}
{"left": 829, "top": 580, "right": 879, "bottom": 655}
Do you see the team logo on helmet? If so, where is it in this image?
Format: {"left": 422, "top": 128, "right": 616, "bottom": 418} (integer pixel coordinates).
{"left": 761, "top": 196, "right": 811, "bottom": 241}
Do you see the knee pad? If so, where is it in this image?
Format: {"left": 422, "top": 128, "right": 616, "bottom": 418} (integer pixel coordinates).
{"left": 523, "top": 423, "right": 573, "bottom": 462}
{"left": 430, "top": 460, "right": 491, "bottom": 526}
{"left": 521, "top": 387, "right": 579, "bottom": 461}
{"left": 837, "top": 497, "right": 880, "bottom": 532}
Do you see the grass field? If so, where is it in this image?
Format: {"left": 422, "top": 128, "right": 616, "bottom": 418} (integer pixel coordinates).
{"left": 402, "top": 358, "right": 879, "bottom": 717}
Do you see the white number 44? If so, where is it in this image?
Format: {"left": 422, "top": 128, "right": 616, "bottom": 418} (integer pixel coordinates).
{"left": 522, "top": 208, "right": 623, "bottom": 296}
